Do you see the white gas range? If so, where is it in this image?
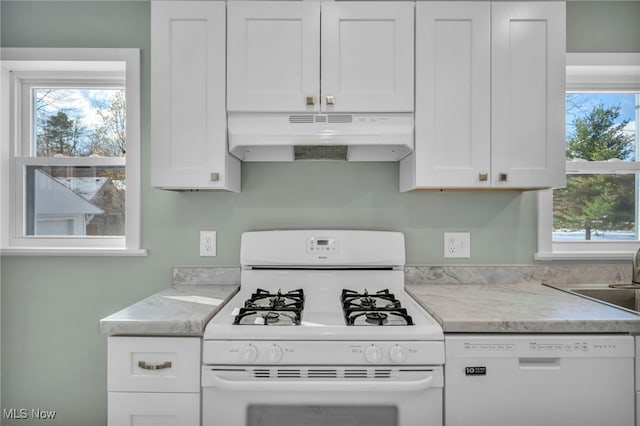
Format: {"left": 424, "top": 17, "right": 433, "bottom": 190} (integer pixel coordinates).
{"left": 202, "top": 230, "right": 444, "bottom": 426}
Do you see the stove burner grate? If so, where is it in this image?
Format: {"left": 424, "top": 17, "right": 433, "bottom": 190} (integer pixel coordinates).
{"left": 342, "top": 288, "right": 414, "bottom": 326}
{"left": 233, "top": 288, "right": 305, "bottom": 326}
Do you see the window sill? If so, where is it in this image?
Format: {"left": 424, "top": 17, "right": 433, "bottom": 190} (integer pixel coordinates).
{"left": 1, "top": 247, "right": 148, "bottom": 257}
{"left": 535, "top": 250, "right": 635, "bottom": 261}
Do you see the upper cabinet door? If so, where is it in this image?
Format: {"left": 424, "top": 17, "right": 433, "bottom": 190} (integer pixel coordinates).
{"left": 227, "top": 1, "right": 320, "bottom": 112}
{"left": 409, "top": 2, "right": 491, "bottom": 189}
{"left": 321, "top": 2, "right": 415, "bottom": 112}
{"left": 491, "top": 2, "right": 566, "bottom": 188}
{"left": 151, "top": 1, "right": 240, "bottom": 191}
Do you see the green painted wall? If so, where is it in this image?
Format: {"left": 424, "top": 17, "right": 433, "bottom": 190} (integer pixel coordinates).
{"left": 1, "top": 1, "right": 639, "bottom": 424}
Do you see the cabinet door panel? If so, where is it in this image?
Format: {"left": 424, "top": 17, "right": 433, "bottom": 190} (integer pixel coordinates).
{"left": 321, "top": 2, "right": 414, "bottom": 112}
{"left": 227, "top": 1, "right": 320, "bottom": 112}
{"left": 411, "top": 2, "right": 490, "bottom": 189}
{"left": 108, "top": 392, "right": 199, "bottom": 426}
{"left": 491, "top": 2, "right": 566, "bottom": 188}
{"left": 151, "top": 1, "right": 240, "bottom": 190}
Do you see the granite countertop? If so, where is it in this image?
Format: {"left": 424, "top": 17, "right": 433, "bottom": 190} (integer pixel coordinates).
{"left": 99, "top": 284, "right": 239, "bottom": 336}
{"left": 406, "top": 282, "right": 640, "bottom": 333}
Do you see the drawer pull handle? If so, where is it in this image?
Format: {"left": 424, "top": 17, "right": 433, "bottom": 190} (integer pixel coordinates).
{"left": 138, "top": 361, "right": 172, "bottom": 370}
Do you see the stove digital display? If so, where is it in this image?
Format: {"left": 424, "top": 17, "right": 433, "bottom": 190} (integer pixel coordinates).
{"left": 306, "top": 237, "right": 339, "bottom": 253}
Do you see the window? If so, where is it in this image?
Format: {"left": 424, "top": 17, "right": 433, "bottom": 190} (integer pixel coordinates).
{"left": 1, "top": 48, "right": 144, "bottom": 255}
{"left": 537, "top": 53, "right": 640, "bottom": 260}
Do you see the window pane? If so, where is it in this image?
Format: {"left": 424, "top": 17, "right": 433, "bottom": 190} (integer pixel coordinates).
{"left": 25, "top": 165, "right": 125, "bottom": 237}
{"left": 553, "top": 174, "right": 637, "bottom": 241}
{"left": 566, "top": 93, "right": 637, "bottom": 161}
{"left": 33, "top": 88, "right": 126, "bottom": 157}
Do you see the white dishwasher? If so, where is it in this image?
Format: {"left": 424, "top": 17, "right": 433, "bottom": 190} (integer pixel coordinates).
{"left": 445, "top": 334, "right": 635, "bottom": 426}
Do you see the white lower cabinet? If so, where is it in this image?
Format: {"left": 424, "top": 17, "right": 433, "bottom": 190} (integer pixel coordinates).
{"left": 107, "top": 337, "right": 200, "bottom": 426}
{"left": 108, "top": 393, "right": 199, "bottom": 426}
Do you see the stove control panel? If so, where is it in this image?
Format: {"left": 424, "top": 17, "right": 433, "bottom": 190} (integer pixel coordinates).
{"left": 203, "top": 341, "right": 445, "bottom": 365}
{"left": 306, "top": 237, "right": 339, "bottom": 254}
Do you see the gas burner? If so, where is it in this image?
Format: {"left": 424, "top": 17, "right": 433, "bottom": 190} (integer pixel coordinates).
{"left": 263, "top": 311, "right": 281, "bottom": 324}
{"left": 342, "top": 288, "right": 402, "bottom": 310}
{"left": 245, "top": 288, "right": 305, "bottom": 310}
{"left": 233, "top": 308, "right": 302, "bottom": 326}
{"left": 233, "top": 289, "right": 305, "bottom": 326}
{"left": 365, "top": 312, "right": 388, "bottom": 325}
{"left": 342, "top": 288, "right": 414, "bottom": 326}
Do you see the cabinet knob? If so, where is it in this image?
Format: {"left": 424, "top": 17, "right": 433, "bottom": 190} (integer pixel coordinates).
{"left": 499, "top": 173, "right": 508, "bottom": 182}
{"left": 210, "top": 172, "right": 219, "bottom": 182}
{"left": 326, "top": 95, "right": 335, "bottom": 105}
{"left": 305, "top": 96, "right": 316, "bottom": 106}
{"left": 479, "top": 172, "right": 489, "bottom": 182}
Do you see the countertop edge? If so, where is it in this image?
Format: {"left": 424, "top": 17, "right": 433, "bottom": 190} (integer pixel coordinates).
{"left": 99, "top": 284, "right": 240, "bottom": 336}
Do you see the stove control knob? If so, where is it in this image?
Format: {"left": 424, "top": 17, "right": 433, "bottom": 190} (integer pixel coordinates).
{"left": 267, "top": 345, "right": 283, "bottom": 363}
{"left": 241, "top": 345, "right": 259, "bottom": 363}
{"left": 364, "top": 345, "right": 383, "bottom": 363}
{"left": 389, "top": 345, "right": 408, "bottom": 363}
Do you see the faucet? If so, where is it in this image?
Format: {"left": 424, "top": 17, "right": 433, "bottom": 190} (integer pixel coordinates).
{"left": 633, "top": 247, "right": 640, "bottom": 285}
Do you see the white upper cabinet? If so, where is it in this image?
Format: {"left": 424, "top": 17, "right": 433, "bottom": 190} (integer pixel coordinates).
{"left": 401, "top": 1, "right": 565, "bottom": 191}
{"left": 320, "top": 2, "right": 414, "bottom": 112}
{"left": 491, "top": 2, "right": 566, "bottom": 189}
{"left": 403, "top": 2, "right": 491, "bottom": 190}
{"left": 151, "top": 1, "right": 240, "bottom": 191}
{"left": 227, "top": 1, "right": 320, "bottom": 113}
{"left": 227, "top": 1, "right": 414, "bottom": 113}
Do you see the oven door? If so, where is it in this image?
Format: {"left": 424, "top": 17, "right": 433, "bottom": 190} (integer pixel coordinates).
{"left": 202, "top": 365, "right": 443, "bottom": 426}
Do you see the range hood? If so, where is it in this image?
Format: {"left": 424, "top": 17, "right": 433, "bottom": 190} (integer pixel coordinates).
{"left": 228, "top": 113, "right": 414, "bottom": 162}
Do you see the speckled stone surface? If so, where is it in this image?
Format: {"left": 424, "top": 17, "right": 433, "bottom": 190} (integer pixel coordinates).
{"left": 172, "top": 267, "right": 241, "bottom": 286}
{"left": 404, "top": 265, "right": 630, "bottom": 286}
{"left": 406, "top": 282, "right": 640, "bottom": 333}
{"left": 172, "top": 265, "right": 631, "bottom": 287}
{"left": 99, "top": 284, "right": 239, "bottom": 336}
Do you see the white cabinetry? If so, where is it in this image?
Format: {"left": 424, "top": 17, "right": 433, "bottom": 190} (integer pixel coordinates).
{"left": 151, "top": 1, "right": 240, "bottom": 191}
{"left": 400, "top": 2, "right": 565, "bottom": 191}
{"left": 107, "top": 337, "right": 200, "bottom": 426}
{"left": 227, "top": 1, "right": 414, "bottom": 113}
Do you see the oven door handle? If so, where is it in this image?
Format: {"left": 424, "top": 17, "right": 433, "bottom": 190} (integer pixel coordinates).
{"left": 202, "top": 370, "right": 437, "bottom": 392}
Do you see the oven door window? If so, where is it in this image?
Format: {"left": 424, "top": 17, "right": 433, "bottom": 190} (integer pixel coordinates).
{"left": 248, "top": 405, "right": 398, "bottom": 426}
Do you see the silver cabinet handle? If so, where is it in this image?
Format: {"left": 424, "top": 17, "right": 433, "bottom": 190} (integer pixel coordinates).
{"left": 479, "top": 172, "right": 489, "bottom": 182}
{"left": 138, "top": 361, "right": 172, "bottom": 370}
{"left": 306, "top": 96, "right": 316, "bottom": 106}
{"left": 326, "top": 95, "right": 335, "bottom": 105}
{"left": 499, "top": 173, "right": 508, "bottom": 182}
{"left": 210, "top": 172, "right": 219, "bottom": 182}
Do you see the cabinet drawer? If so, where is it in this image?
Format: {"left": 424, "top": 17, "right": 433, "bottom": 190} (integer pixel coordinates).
{"left": 108, "top": 392, "right": 199, "bottom": 426}
{"left": 108, "top": 337, "right": 200, "bottom": 392}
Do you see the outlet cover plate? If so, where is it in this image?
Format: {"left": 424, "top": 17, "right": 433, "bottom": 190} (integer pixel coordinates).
{"left": 200, "top": 231, "right": 217, "bottom": 257}
{"left": 444, "top": 232, "right": 470, "bottom": 258}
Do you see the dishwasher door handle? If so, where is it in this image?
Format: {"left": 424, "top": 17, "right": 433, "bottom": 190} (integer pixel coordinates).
{"left": 203, "top": 370, "right": 437, "bottom": 392}
{"left": 518, "top": 357, "right": 561, "bottom": 370}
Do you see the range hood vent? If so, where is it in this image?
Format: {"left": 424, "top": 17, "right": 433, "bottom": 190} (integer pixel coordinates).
{"left": 228, "top": 113, "right": 414, "bottom": 162}
{"left": 294, "top": 145, "right": 348, "bottom": 161}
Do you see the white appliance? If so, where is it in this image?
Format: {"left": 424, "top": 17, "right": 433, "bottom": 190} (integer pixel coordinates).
{"left": 202, "top": 230, "right": 444, "bottom": 426}
{"left": 445, "top": 334, "right": 635, "bottom": 426}
{"left": 227, "top": 113, "right": 414, "bottom": 162}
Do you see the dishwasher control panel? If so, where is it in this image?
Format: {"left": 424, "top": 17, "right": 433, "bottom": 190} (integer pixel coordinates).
{"left": 447, "top": 335, "right": 634, "bottom": 358}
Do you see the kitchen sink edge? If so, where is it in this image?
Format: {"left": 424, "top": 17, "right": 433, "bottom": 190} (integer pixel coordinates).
{"left": 544, "top": 283, "right": 640, "bottom": 316}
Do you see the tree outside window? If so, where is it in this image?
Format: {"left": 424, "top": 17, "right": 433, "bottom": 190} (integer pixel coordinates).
{"left": 552, "top": 94, "right": 638, "bottom": 242}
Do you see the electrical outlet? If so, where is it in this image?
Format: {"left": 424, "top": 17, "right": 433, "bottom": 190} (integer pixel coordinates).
{"left": 200, "top": 231, "right": 216, "bottom": 257}
{"left": 444, "top": 232, "right": 471, "bottom": 258}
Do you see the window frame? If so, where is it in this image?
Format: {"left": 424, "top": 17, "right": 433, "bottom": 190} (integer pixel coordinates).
{"left": 536, "top": 52, "right": 640, "bottom": 261}
{"left": 1, "top": 48, "right": 145, "bottom": 256}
